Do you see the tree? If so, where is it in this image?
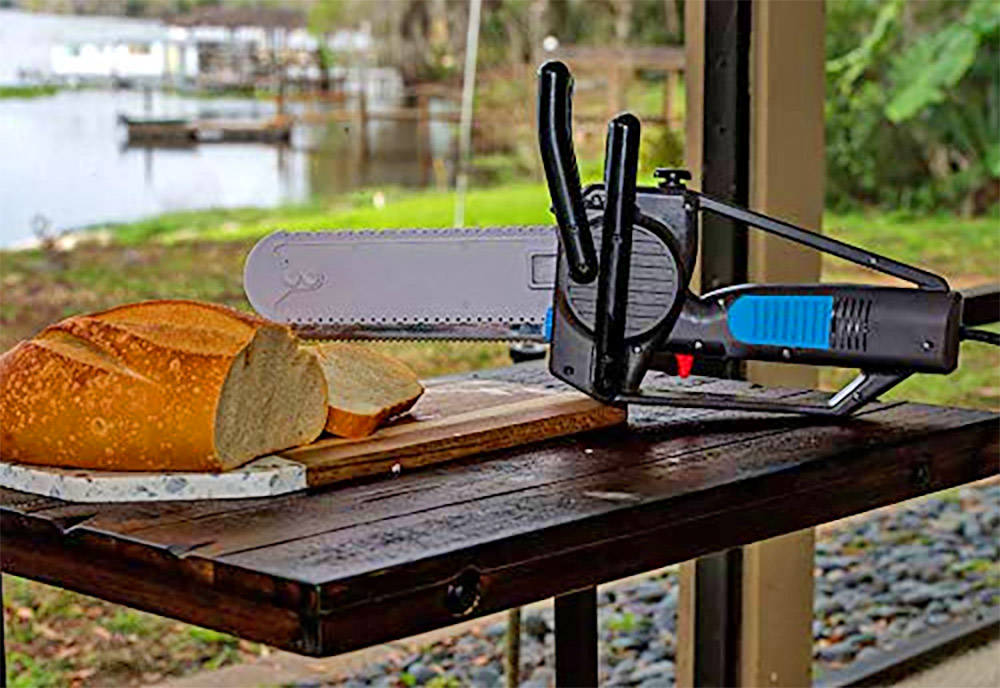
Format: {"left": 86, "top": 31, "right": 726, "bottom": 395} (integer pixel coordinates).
{"left": 825, "top": 0, "right": 999, "bottom": 214}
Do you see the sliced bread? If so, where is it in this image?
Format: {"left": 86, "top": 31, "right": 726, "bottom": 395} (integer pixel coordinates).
{"left": 0, "top": 300, "right": 328, "bottom": 472}
{"left": 311, "top": 343, "right": 424, "bottom": 438}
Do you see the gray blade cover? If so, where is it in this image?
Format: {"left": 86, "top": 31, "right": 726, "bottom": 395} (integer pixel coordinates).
{"left": 243, "top": 226, "right": 558, "bottom": 340}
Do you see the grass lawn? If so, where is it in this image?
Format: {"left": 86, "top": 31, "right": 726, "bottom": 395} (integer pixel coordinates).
{"left": 0, "top": 85, "right": 60, "bottom": 100}
{"left": 1, "top": 185, "right": 996, "bottom": 687}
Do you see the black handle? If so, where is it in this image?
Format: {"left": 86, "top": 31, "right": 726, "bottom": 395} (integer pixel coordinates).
{"left": 593, "top": 113, "right": 642, "bottom": 397}
{"left": 665, "top": 285, "right": 962, "bottom": 374}
{"left": 538, "top": 60, "right": 598, "bottom": 284}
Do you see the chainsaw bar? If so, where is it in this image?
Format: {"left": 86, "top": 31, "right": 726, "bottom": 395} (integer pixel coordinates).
{"left": 244, "top": 226, "right": 558, "bottom": 341}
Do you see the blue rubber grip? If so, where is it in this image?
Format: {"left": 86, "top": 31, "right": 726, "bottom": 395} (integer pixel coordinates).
{"left": 728, "top": 295, "right": 833, "bottom": 350}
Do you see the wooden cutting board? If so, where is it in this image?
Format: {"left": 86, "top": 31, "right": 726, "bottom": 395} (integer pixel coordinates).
{"left": 0, "top": 379, "right": 625, "bottom": 502}
{"left": 285, "top": 378, "right": 626, "bottom": 487}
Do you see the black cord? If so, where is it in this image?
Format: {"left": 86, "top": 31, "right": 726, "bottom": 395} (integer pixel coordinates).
{"left": 961, "top": 326, "right": 1000, "bottom": 346}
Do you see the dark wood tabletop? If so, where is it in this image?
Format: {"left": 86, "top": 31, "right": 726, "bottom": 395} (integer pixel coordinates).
{"left": 1, "top": 364, "right": 996, "bottom": 657}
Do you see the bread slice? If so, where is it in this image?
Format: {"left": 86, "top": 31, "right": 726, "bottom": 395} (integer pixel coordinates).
{"left": 311, "top": 343, "right": 424, "bottom": 438}
{"left": 0, "top": 300, "right": 328, "bottom": 472}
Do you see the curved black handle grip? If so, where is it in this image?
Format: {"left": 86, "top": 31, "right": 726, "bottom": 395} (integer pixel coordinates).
{"left": 538, "top": 60, "right": 598, "bottom": 283}
{"left": 593, "top": 113, "right": 642, "bottom": 396}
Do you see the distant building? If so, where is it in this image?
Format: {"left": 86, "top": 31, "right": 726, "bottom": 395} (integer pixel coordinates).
{"left": 28, "top": 6, "right": 377, "bottom": 91}
{"left": 50, "top": 31, "right": 199, "bottom": 83}
{"left": 43, "top": 14, "right": 201, "bottom": 85}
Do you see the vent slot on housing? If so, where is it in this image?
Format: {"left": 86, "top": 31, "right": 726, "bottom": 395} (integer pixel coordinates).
{"left": 831, "top": 296, "right": 872, "bottom": 351}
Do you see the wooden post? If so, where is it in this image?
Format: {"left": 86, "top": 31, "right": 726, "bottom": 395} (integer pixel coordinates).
{"left": 608, "top": 63, "right": 622, "bottom": 119}
{"left": 505, "top": 607, "right": 521, "bottom": 688}
{"left": 417, "top": 93, "right": 433, "bottom": 186}
{"left": 664, "top": 70, "right": 681, "bottom": 130}
{"left": 678, "top": 2, "right": 825, "bottom": 686}
{"left": 677, "top": 3, "right": 705, "bottom": 680}
{"left": 740, "top": 3, "right": 825, "bottom": 686}
{"left": 357, "top": 61, "right": 369, "bottom": 164}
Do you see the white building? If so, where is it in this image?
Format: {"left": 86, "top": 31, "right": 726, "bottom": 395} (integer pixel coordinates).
{"left": 50, "top": 24, "right": 199, "bottom": 83}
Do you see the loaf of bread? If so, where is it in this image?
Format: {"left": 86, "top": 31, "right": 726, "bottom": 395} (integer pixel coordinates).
{"left": 311, "top": 342, "right": 424, "bottom": 438}
{"left": 0, "top": 300, "right": 329, "bottom": 472}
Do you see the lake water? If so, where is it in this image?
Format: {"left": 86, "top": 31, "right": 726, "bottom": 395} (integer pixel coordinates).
{"left": 0, "top": 90, "right": 456, "bottom": 247}
{"left": 0, "top": 11, "right": 457, "bottom": 248}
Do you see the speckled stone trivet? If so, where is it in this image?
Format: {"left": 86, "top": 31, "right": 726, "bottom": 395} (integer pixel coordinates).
{"left": 0, "top": 456, "right": 307, "bottom": 502}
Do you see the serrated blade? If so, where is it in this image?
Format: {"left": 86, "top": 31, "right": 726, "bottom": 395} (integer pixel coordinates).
{"left": 244, "top": 226, "right": 558, "bottom": 341}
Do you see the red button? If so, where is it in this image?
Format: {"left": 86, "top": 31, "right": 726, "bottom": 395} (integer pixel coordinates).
{"left": 675, "top": 353, "right": 694, "bottom": 378}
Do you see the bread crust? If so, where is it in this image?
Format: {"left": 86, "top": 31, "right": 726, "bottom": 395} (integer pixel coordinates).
{"left": 325, "top": 392, "right": 423, "bottom": 438}
{"left": 0, "top": 300, "right": 325, "bottom": 472}
{"left": 312, "top": 343, "right": 424, "bottom": 439}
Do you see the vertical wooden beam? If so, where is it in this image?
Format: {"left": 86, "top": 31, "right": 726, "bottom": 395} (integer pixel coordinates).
{"left": 740, "top": 531, "right": 817, "bottom": 688}
{"left": 746, "top": 0, "right": 826, "bottom": 388}
{"left": 678, "top": 2, "right": 825, "bottom": 687}
{"left": 683, "top": 0, "right": 705, "bottom": 192}
{"left": 741, "top": 2, "right": 825, "bottom": 688}
{"left": 677, "top": 4, "right": 704, "bottom": 683}
{"left": 664, "top": 70, "right": 682, "bottom": 130}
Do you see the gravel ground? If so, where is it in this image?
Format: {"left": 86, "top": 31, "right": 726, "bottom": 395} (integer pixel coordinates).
{"left": 303, "top": 483, "right": 999, "bottom": 688}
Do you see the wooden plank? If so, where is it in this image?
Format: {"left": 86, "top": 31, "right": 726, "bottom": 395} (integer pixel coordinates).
{"left": 219, "top": 403, "right": 993, "bottom": 590}
{"left": 0, "top": 510, "right": 316, "bottom": 652}
{"left": 0, "top": 488, "right": 64, "bottom": 513}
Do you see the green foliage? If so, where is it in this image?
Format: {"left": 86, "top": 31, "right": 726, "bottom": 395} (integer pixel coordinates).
{"left": 308, "top": 0, "right": 350, "bottom": 35}
{"left": 7, "top": 651, "right": 68, "bottom": 688}
{"left": 640, "top": 125, "right": 684, "bottom": 179}
{"left": 102, "top": 609, "right": 150, "bottom": 636}
{"left": 426, "top": 676, "right": 462, "bottom": 688}
{"left": 825, "top": 0, "right": 1000, "bottom": 215}
{"left": 187, "top": 626, "right": 238, "bottom": 646}
{"left": 98, "top": 184, "right": 555, "bottom": 244}
{"left": 607, "top": 611, "right": 638, "bottom": 633}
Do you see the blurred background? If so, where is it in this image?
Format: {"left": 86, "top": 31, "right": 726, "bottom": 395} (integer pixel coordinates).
{"left": 0, "top": 1, "right": 997, "bottom": 687}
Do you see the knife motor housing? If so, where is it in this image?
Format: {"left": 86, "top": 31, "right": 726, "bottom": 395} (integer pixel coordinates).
{"left": 539, "top": 60, "right": 966, "bottom": 416}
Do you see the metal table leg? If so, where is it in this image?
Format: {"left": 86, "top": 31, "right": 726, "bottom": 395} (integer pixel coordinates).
{"left": 694, "top": 549, "right": 743, "bottom": 687}
{"left": 555, "top": 586, "right": 598, "bottom": 687}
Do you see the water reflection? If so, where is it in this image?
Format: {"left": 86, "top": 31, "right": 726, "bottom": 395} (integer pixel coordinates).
{"left": 0, "top": 89, "right": 456, "bottom": 247}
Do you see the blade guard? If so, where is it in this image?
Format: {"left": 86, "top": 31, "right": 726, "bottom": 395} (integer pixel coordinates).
{"left": 244, "top": 226, "right": 557, "bottom": 338}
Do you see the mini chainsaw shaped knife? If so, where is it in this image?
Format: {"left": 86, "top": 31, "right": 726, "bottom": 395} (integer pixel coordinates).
{"left": 245, "top": 61, "right": 996, "bottom": 416}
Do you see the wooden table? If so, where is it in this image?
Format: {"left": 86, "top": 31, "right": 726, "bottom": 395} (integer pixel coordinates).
{"left": 2, "top": 364, "right": 997, "bottom": 686}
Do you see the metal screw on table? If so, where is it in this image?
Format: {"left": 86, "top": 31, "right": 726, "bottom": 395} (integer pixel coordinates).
{"left": 444, "top": 569, "right": 482, "bottom": 616}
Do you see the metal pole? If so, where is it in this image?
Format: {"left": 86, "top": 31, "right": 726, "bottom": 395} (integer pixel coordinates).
{"left": 1, "top": 573, "right": 7, "bottom": 687}
{"left": 555, "top": 587, "right": 598, "bottom": 687}
{"left": 505, "top": 607, "right": 521, "bottom": 688}
{"left": 693, "top": 1, "right": 752, "bottom": 686}
{"left": 453, "top": 0, "right": 482, "bottom": 227}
